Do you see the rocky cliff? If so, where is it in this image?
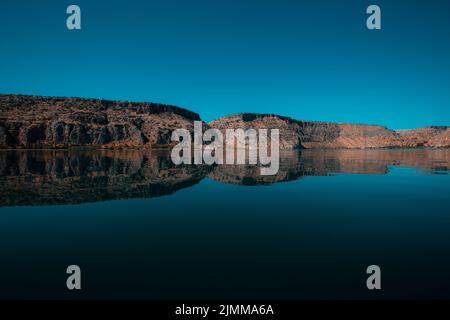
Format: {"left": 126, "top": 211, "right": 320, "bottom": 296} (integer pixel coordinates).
{"left": 1, "top": 94, "right": 449, "bottom": 150}
{"left": 0, "top": 94, "right": 201, "bottom": 149}
{"left": 209, "top": 113, "right": 450, "bottom": 149}
{"left": 396, "top": 126, "right": 450, "bottom": 148}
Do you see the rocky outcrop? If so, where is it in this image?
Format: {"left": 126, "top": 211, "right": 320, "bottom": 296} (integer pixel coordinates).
{"left": 396, "top": 126, "right": 450, "bottom": 148}
{"left": 0, "top": 94, "right": 201, "bottom": 149}
{"left": 1, "top": 94, "right": 450, "bottom": 150}
{"left": 209, "top": 113, "right": 450, "bottom": 149}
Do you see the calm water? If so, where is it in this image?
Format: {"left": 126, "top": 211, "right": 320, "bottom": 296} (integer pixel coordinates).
{"left": 0, "top": 149, "right": 449, "bottom": 299}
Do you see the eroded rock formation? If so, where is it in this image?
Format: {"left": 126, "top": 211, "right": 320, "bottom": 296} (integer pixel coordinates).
{"left": 209, "top": 113, "right": 450, "bottom": 149}
{"left": 0, "top": 94, "right": 201, "bottom": 149}
{"left": 1, "top": 94, "right": 450, "bottom": 150}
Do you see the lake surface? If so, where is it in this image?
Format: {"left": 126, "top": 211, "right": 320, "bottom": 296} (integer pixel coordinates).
{"left": 0, "top": 149, "right": 449, "bottom": 299}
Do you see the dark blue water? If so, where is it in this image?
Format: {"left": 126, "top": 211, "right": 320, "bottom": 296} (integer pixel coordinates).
{"left": 0, "top": 149, "right": 449, "bottom": 299}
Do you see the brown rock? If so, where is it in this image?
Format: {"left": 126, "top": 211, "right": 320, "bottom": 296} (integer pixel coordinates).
{"left": 397, "top": 126, "right": 450, "bottom": 148}
{"left": 209, "top": 113, "right": 449, "bottom": 149}
{"left": 0, "top": 94, "right": 202, "bottom": 149}
{"left": 1, "top": 95, "right": 449, "bottom": 150}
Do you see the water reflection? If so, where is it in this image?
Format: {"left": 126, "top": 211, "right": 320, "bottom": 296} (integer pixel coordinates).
{"left": 210, "top": 149, "right": 450, "bottom": 185}
{"left": 0, "top": 150, "right": 211, "bottom": 207}
{"left": 1, "top": 149, "right": 449, "bottom": 206}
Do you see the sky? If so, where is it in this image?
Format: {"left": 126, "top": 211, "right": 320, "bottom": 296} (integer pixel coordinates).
{"left": 1, "top": 0, "right": 449, "bottom": 129}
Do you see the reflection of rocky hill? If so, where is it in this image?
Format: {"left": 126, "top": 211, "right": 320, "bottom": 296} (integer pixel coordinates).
{"left": 208, "top": 149, "right": 450, "bottom": 185}
{"left": 0, "top": 150, "right": 210, "bottom": 206}
{"left": 1, "top": 149, "right": 449, "bottom": 206}
{"left": 207, "top": 151, "right": 321, "bottom": 185}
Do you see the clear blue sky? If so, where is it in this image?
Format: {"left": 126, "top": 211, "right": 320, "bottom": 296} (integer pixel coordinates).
{"left": 1, "top": 0, "right": 449, "bottom": 128}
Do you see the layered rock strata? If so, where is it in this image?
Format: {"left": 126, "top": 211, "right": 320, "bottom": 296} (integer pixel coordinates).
{"left": 0, "top": 94, "right": 201, "bottom": 149}
{"left": 1, "top": 94, "right": 449, "bottom": 150}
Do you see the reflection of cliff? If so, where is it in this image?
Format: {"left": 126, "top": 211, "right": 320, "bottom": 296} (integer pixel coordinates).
{"left": 0, "top": 150, "right": 211, "bottom": 206}
{"left": 0, "top": 149, "right": 449, "bottom": 206}
{"left": 208, "top": 149, "right": 450, "bottom": 185}
{"left": 207, "top": 151, "right": 320, "bottom": 185}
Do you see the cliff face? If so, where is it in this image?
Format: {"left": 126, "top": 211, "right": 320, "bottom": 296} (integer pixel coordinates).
{"left": 209, "top": 113, "right": 450, "bottom": 149}
{"left": 396, "top": 126, "right": 450, "bottom": 148}
{"left": 0, "top": 94, "right": 201, "bottom": 149}
{"left": 1, "top": 94, "right": 449, "bottom": 150}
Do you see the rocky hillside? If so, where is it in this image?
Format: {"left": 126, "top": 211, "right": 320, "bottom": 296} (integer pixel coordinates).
{"left": 396, "top": 126, "right": 450, "bottom": 148}
{"left": 1, "top": 94, "right": 449, "bottom": 149}
{"left": 209, "top": 113, "right": 450, "bottom": 149}
{"left": 0, "top": 94, "right": 201, "bottom": 149}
